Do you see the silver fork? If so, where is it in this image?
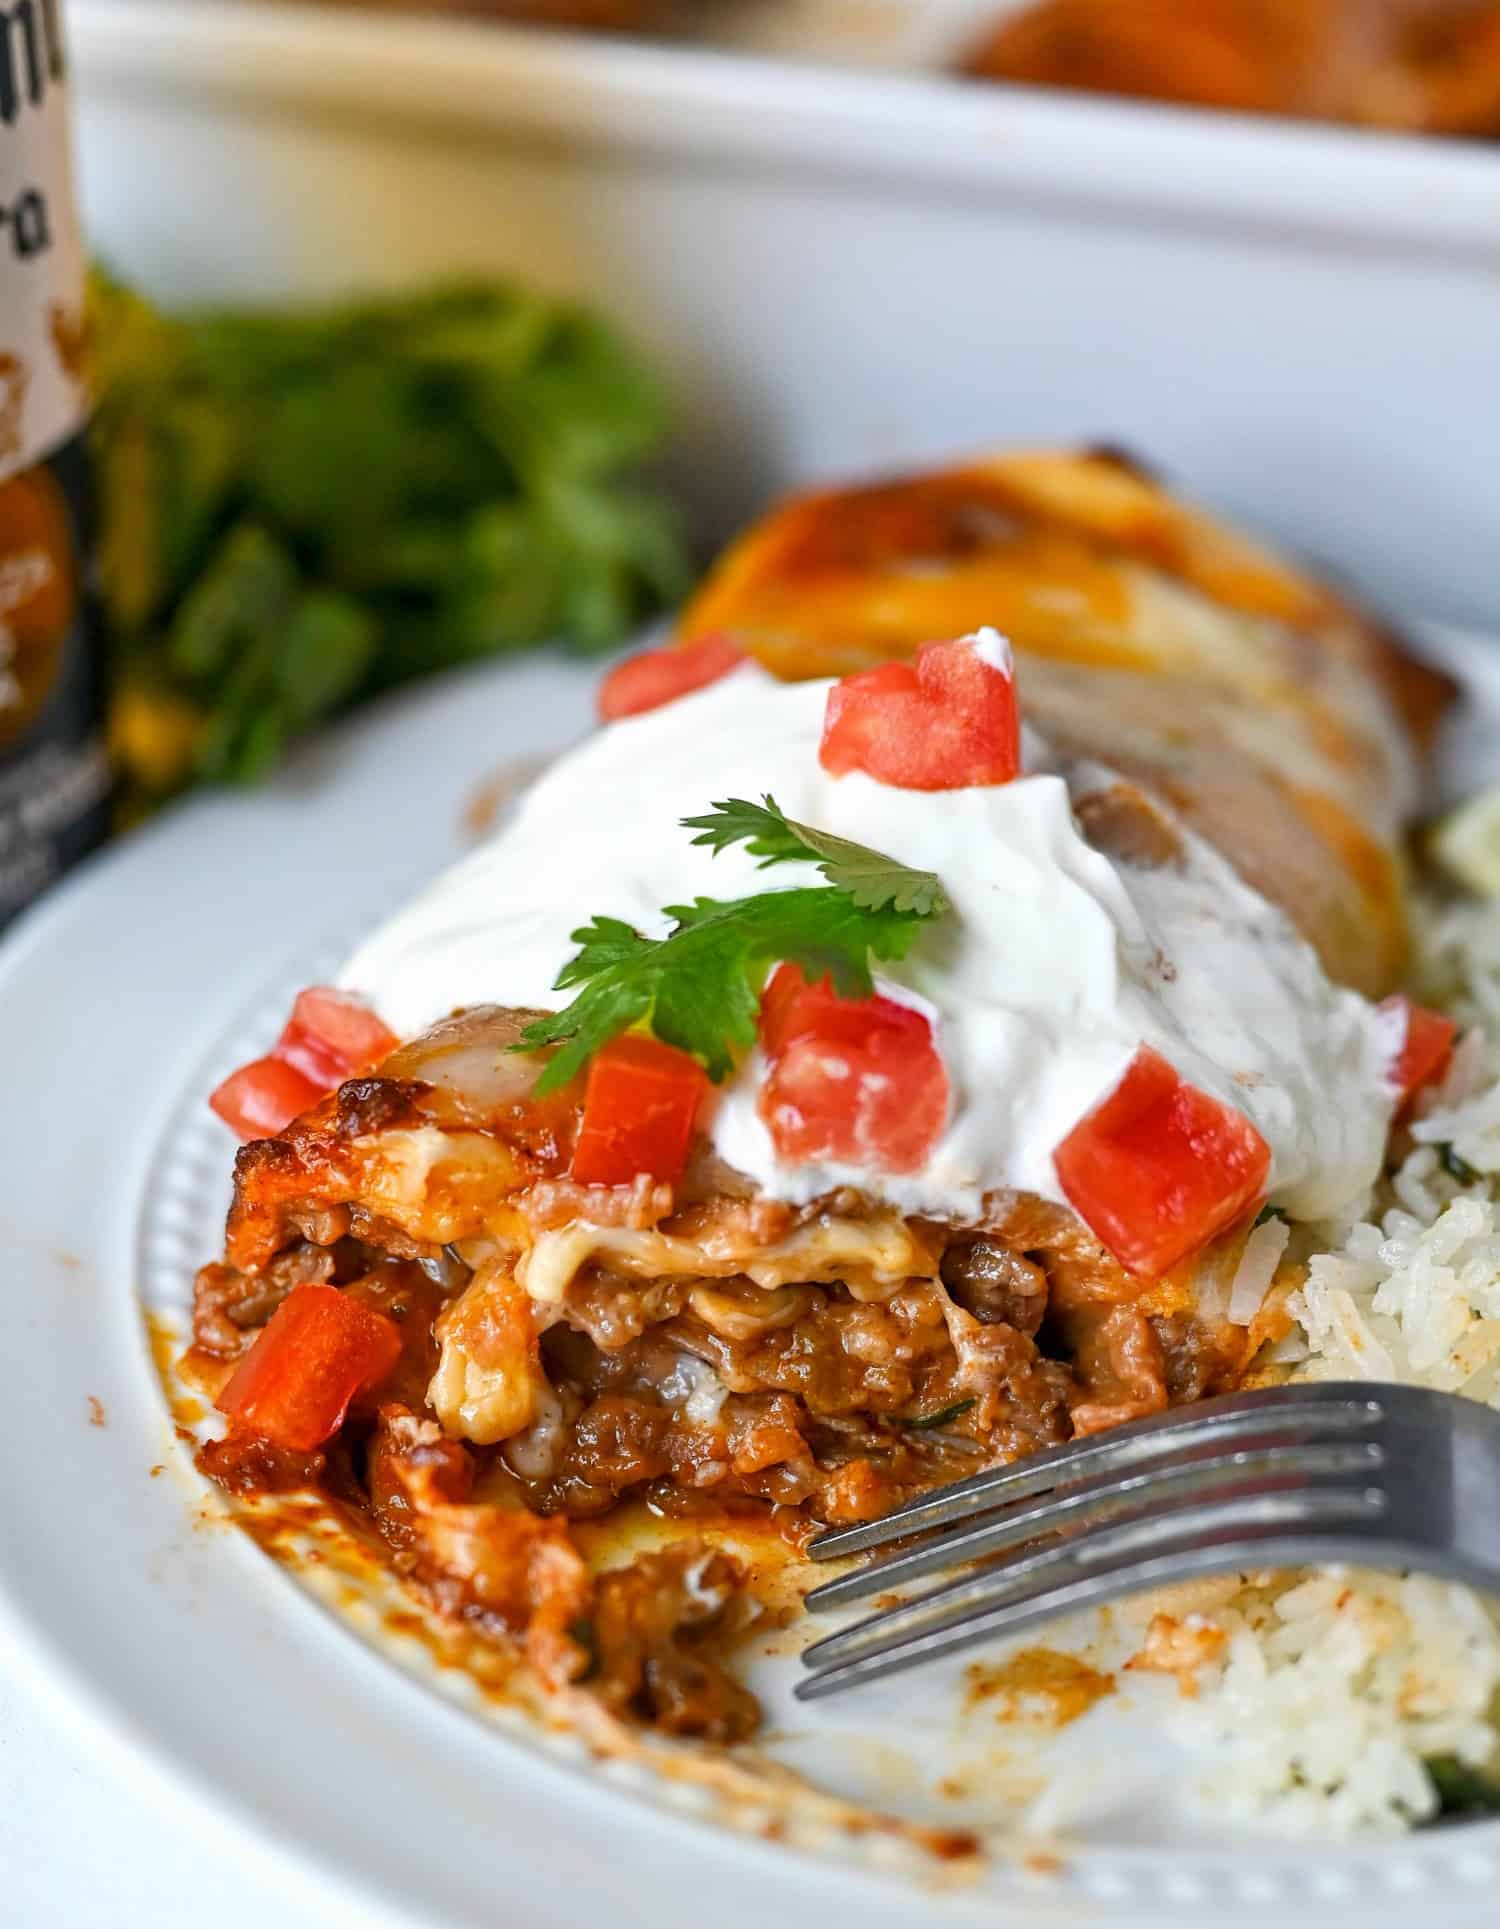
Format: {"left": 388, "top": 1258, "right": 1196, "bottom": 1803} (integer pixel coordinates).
{"left": 796, "top": 1382, "right": 1500, "bottom": 1701}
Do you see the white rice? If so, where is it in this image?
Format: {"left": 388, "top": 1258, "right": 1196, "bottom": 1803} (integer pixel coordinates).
{"left": 1227, "top": 1215, "right": 1289, "bottom": 1327}
{"left": 1150, "top": 896, "right": 1500, "bottom": 1832}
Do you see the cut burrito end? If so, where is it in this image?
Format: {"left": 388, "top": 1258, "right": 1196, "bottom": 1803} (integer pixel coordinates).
{"left": 188, "top": 454, "right": 1454, "bottom": 1742}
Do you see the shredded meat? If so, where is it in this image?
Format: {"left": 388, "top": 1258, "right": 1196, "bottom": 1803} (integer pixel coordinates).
{"left": 369, "top": 1405, "right": 591, "bottom": 1689}
{"left": 520, "top": 1174, "right": 674, "bottom": 1232}
{"left": 1068, "top": 1304, "right": 1170, "bottom": 1434}
{"left": 986, "top": 1192, "right": 1144, "bottom": 1310}
{"left": 939, "top": 1298, "right": 1075, "bottom": 1452}
{"left": 1150, "top": 1310, "right": 1247, "bottom": 1405}
{"left": 367, "top": 1407, "right": 755, "bottom": 1733}
{"left": 561, "top": 1270, "right": 692, "bottom": 1350}
{"left": 343, "top": 1208, "right": 445, "bottom": 1262}
{"left": 192, "top": 1263, "right": 257, "bottom": 1358}
{"left": 288, "top": 1204, "right": 353, "bottom": 1246}
{"left": 669, "top": 1282, "right": 956, "bottom": 1417}
{"left": 509, "top": 1373, "right": 818, "bottom": 1518}
{"left": 194, "top": 1001, "right": 1255, "bottom": 1747}
{"left": 342, "top": 1263, "right": 455, "bottom": 1411}
{"left": 662, "top": 1192, "right": 798, "bottom": 1251}
{"left": 590, "top": 1544, "right": 759, "bottom": 1741}
{"left": 198, "top": 1432, "right": 327, "bottom": 1494}
{"left": 940, "top": 1235, "right": 1049, "bottom": 1335}
{"left": 191, "top": 1242, "right": 334, "bottom": 1357}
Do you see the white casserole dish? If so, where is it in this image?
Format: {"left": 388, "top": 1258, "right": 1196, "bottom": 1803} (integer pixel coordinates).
{"left": 71, "top": 1, "right": 1500, "bottom": 622}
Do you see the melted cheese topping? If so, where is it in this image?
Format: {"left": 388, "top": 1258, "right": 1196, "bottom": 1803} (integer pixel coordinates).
{"left": 518, "top": 1213, "right": 933, "bottom": 1306}
{"left": 344, "top": 654, "right": 1402, "bottom": 1227}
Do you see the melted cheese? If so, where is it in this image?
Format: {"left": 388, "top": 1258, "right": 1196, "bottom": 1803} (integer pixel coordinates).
{"left": 517, "top": 1212, "right": 933, "bottom": 1305}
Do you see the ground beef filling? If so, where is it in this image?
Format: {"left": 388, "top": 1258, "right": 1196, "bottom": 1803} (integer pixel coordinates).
{"left": 191, "top": 1211, "right": 1238, "bottom": 1740}
{"left": 193, "top": 1222, "right": 1240, "bottom": 1510}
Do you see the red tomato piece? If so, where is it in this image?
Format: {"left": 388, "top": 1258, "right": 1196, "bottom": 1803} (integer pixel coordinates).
{"left": 1054, "top": 1045, "right": 1271, "bottom": 1281}
{"left": 277, "top": 986, "right": 399, "bottom": 1087}
{"left": 210, "top": 986, "right": 400, "bottom": 1143}
{"left": 570, "top": 1034, "right": 708, "bottom": 1186}
{"left": 1381, "top": 995, "right": 1458, "bottom": 1112}
{"left": 757, "top": 963, "right": 948, "bottom": 1173}
{"left": 818, "top": 633, "right": 1020, "bottom": 791}
{"left": 597, "top": 633, "right": 745, "bottom": 723}
{"left": 209, "top": 1055, "right": 326, "bottom": 1142}
{"left": 758, "top": 960, "right": 913, "bottom": 1057}
{"left": 758, "top": 958, "right": 823, "bottom": 1058}
{"left": 215, "top": 1284, "right": 403, "bottom": 1452}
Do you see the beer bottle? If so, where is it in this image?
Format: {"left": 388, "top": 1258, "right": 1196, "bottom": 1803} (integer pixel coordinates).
{"left": 0, "top": 0, "right": 109, "bottom": 931}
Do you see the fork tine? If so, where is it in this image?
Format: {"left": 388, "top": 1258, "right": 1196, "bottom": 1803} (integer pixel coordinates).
{"left": 801, "top": 1480, "right": 1386, "bottom": 1675}
{"left": 809, "top": 1389, "right": 1385, "bottom": 1561}
{"left": 804, "top": 1438, "right": 1385, "bottom": 1609}
{"left": 794, "top": 1510, "right": 1393, "bottom": 1703}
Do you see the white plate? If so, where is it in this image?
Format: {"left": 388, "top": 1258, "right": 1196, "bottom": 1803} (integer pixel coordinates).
{"left": 4, "top": 627, "right": 1500, "bottom": 1929}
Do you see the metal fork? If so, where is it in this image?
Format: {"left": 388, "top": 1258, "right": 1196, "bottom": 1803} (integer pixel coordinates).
{"left": 796, "top": 1382, "right": 1500, "bottom": 1701}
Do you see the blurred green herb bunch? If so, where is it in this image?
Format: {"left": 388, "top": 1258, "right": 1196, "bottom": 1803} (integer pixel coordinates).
{"left": 91, "top": 272, "right": 692, "bottom": 817}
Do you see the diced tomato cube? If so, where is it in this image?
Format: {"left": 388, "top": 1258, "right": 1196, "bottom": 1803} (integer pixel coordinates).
{"left": 209, "top": 986, "right": 401, "bottom": 1143}
{"left": 215, "top": 1283, "right": 404, "bottom": 1452}
{"left": 277, "top": 986, "right": 399, "bottom": 1087}
{"left": 818, "top": 631, "right": 1020, "bottom": 791}
{"left": 1054, "top": 1045, "right": 1271, "bottom": 1280}
{"left": 758, "top": 958, "right": 822, "bottom": 1059}
{"left": 273, "top": 1022, "right": 345, "bottom": 1092}
{"left": 759, "top": 961, "right": 914, "bottom": 1058}
{"left": 1381, "top": 995, "right": 1458, "bottom": 1112}
{"left": 209, "top": 1055, "right": 327, "bottom": 1142}
{"left": 570, "top": 1034, "right": 708, "bottom": 1186}
{"left": 597, "top": 633, "right": 745, "bottom": 723}
{"left": 757, "top": 963, "right": 948, "bottom": 1173}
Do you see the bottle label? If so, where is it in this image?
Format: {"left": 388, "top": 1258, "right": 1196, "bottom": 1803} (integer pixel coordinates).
{"left": 0, "top": 4, "right": 108, "bottom": 927}
{"left": 0, "top": 0, "right": 88, "bottom": 483}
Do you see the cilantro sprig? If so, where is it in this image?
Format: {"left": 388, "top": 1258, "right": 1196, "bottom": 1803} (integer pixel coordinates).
{"left": 516, "top": 796, "right": 950, "bottom": 1093}
{"left": 683, "top": 796, "right": 949, "bottom": 918}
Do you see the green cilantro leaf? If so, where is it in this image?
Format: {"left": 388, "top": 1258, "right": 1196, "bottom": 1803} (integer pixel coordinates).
{"left": 681, "top": 795, "right": 949, "bottom": 919}
{"left": 519, "top": 883, "right": 935, "bottom": 1095}
{"left": 515, "top": 798, "right": 954, "bottom": 1093}
{"left": 551, "top": 915, "right": 655, "bottom": 988}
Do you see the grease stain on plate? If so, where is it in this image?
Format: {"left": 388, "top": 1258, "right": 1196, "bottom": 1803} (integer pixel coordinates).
{"left": 964, "top": 1648, "right": 1118, "bottom": 1729}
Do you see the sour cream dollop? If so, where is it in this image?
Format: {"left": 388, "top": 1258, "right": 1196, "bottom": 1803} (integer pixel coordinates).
{"left": 343, "top": 658, "right": 1401, "bottom": 1224}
